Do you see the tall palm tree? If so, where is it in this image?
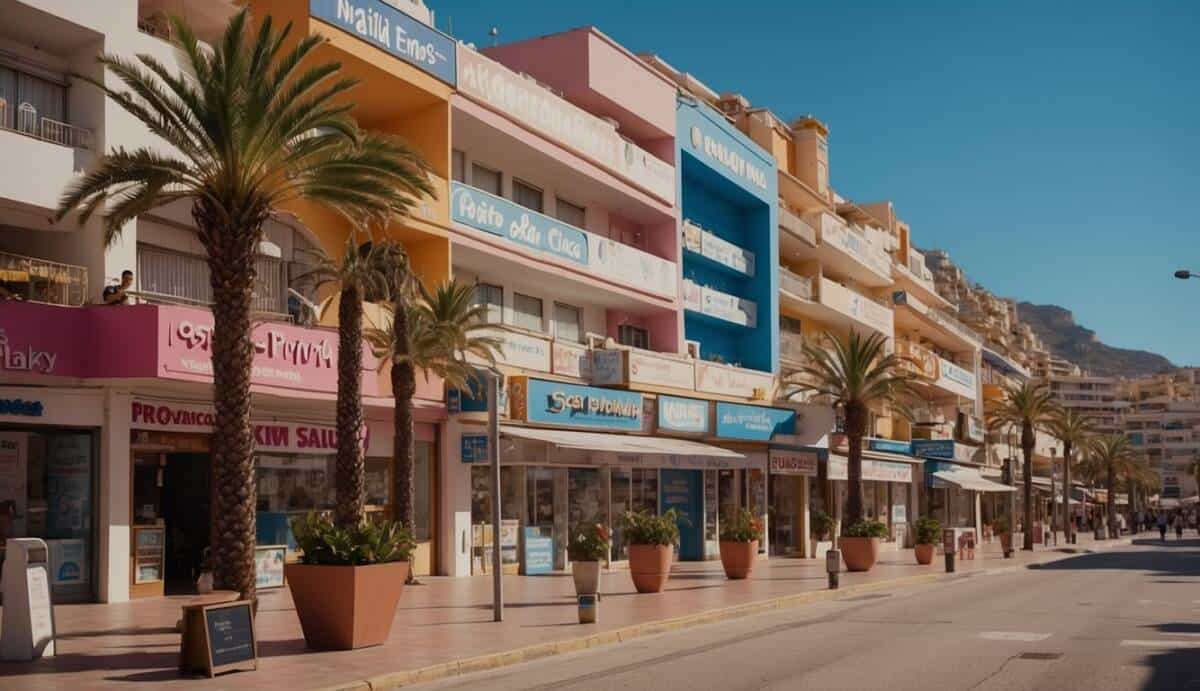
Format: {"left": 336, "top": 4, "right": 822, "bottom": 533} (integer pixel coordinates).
{"left": 785, "top": 331, "right": 916, "bottom": 532}
{"left": 298, "top": 237, "right": 397, "bottom": 525}
{"left": 369, "top": 280, "right": 503, "bottom": 542}
{"left": 986, "top": 383, "right": 1057, "bottom": 550}
{"left": 1090, "top": 434, "right": 1134, "bottom": 536}
{"left": 1047, "top": 408, "right": 1093, "bottom": 543}
{"left": 55, "top": 11, "right": 432, "bottom": 598}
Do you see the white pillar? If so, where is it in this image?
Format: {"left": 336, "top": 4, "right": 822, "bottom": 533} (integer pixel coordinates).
{"left": 98, "top": 389, "right": 131, "bottom": 602}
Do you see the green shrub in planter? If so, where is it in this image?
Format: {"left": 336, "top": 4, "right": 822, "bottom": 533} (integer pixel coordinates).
{"left": 622, "top": 508, "right": 681, "bottom": 546}
{"left": 810, "top": 510, "right": 834, "bottom": 540}
{"left": 568, "top": 522, "right": 610, "bottom": 562}
{"left": 290, "top": 512, "right": 415, "bottom": 565}
{"left": 991, "top": 517, "right": 1010, "bottom": 534}
{"left": 914, "top": 516, "right": 941, "bottom": 545}
{"left": 843, "top": 519, "right": 889, "bottom": 539}
{"left": 719, "top": 508, "right": 763, "bottom": 543}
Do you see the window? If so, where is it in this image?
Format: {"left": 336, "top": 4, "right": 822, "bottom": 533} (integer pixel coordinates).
{"left": 451, "top": 149, "right": 465, "bottom": 183}
{"left": 471, "top": 282, "right": 503, "bottom": 324}
{"left": 780, "top": 315, "right": 802, "bottom": 335}
{"left": 617, "top": 324, "right": 649, "bottom": 350}
{"left": 512, "top": 178, "right": 543, "bottom": 213}
{"left": 513, "top": 292, "right": 544, "bottom": 332}
{"left": 555, "top": 197, "right": 586, "bottom": 228}
{"left": 0, "top": 66, "right": 67, "bottom": 131}
{"left": 553, "top": 302, "right": 582, "bottom": 343}
{"left": 471, "top": 163, "right": 501, "bottom": 195}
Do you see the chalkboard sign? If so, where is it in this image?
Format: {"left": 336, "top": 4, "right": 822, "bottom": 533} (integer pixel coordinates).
{"left": 202, "top": 601, "right": 257, "bottom": 676}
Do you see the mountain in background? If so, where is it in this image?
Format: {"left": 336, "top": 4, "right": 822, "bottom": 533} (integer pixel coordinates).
{"left": 1018, "top": 302, "right": 1175, "bottom": 378}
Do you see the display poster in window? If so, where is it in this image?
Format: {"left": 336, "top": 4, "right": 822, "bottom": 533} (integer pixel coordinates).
{"left": 499, "top": 520, "right": 519, "bottom": 566}
{"left": 49, "top": 538, "right": 88, "bottom": 585}
{"left": 0, "top": 432, "right": 29, "bottom": 537}
{"left": 254, "top": 545, "right": 286, "bottom": 589}
{"left": 46, "top": 434, "right": 91, "bottom": 537}
{"left": 134, "top": 527, "right": 165, "bottom": 584}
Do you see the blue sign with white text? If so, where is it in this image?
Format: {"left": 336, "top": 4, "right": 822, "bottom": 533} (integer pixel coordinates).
{"left": 869, "top": 438, "right": 913, "bottom": 455}
{"left": 911, "top": 439, "right": 956, "bottom": 459}
{"left": 677, "top": 100, "right": 776, "bottom": 202}
{"left": 714, "top": 402, "right": 794, "bottom": 441}
{"left": 309, "top": 0, "right": 456, "bottom": 85}
{"left": 460, "top": 434, "right": 488, "bottom": 463}
{"left": 0, "top": 399, "right": 43, "bottom": 417}
{"left": 522, "top": 378, "right": 644, "bottom": 431}
{"left": 522, "top": 527, "right": 554, "bottom": 575}
{"left": 451, "top": 183, "right": 589, "bottom": 266}
{"left": 657, "top": 395, "right": 710, "bottom": 434}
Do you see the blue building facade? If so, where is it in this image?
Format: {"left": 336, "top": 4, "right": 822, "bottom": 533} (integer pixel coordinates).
{"left": 676, "top": 96, "right": 779, "bottom": 375}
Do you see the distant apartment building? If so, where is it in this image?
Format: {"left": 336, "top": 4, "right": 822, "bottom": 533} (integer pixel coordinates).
{"left": 1122, "top": 369, "right": 1200, "bottom": 502}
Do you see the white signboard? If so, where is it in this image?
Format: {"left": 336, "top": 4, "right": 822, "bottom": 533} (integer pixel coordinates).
{"left": 936, "top": 357, "right": 977, "bottom": 400}
{"left": 700, "top": 228, "right": 755, "bottom": 276}
{"left": 828, "top": 457, "right": 914, "bottom": 483}
{"left": 457, "top": 48, "right": 675, "bottom": 203}
{"left": 481, "top": 328, "right": 551, "bottom": 372}
{"left": 551, "top": 340, "right": 591, "bottom": 379}
{"left": 695, "top": 362, "right": 773, "bottom": 399}
{"left": 588, "top": 235, "right": 677, "bottom": 299}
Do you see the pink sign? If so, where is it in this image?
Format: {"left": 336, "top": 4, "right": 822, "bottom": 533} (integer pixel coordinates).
{"left": 769, "top": 449, "right": 818, "bottom": 476}
{"left": 130, "top": 399, "right": 369, "bottom": 455}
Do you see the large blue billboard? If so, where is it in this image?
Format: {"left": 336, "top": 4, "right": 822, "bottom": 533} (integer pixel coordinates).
{"left": 714, "top": 402, "right": 794, "bottom": 441}
{"left": 310, "top": 0, "right": 457, "bottom": 85}
{"left": 451, "top": 182, "right": 589, "bottom": 266}
{"left": 518, "top": 378, "right": 644, "bottom": 431}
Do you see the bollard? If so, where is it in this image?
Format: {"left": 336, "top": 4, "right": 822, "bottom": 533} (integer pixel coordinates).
{"left": 945, "top": 549, "right": 956, "bottom": 573}
{"left": 577, "top": 593, "right": 597, "bottom": 624}
{"left": 826, "top": 549, "right": 840, "bottom": 590}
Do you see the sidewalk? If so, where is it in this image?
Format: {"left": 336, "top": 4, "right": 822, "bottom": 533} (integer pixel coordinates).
{"left": 0, "top": 536, "right": 1130, "bottom": 691}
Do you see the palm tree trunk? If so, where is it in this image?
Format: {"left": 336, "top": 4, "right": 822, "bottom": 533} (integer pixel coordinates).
{"left": 843, "top": 400, "right": 867, "bottom": 533}
{"left": 200, "top": 208, "right": 260, "bottom": 602}
{"left": 1022, "top": 421, "right": 1035, "bottom": 551}
{"left": 1063, "top": 441, "right": 1073, "bottom": 543}
{"left": 1107, "top": 460, "right": 1117, "bottom": 537}
{"left": 335, "top": 285, "right": 365, "bottom": 526}
{"left": 391, "top": 302, "right": 416, "bottom": 535}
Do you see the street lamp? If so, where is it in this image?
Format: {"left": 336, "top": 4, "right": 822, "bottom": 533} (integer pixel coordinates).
{"left": 1175, "top": 270, "right": 1196, "bottom": 280}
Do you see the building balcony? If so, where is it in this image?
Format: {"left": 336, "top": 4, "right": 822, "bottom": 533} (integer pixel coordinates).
{"left": 779, "top": 265, "right": 814, "bottom": 309}
{"left": 0, "top": 251, "right": 87, "bottom": 306}
{"left": 934, "top": 356, "right": 978, "bottom": 401}
{"left": 779, "top": 330, "right": 809, "bottom": 367}
{"left": 0, "top": 122, "right": 94, "bottom": 211}
{"left": 895, "top": 339, "right": 939, "bottom": 381}
{"left": 892, "top": 290, "right": 981, "bottom": 353}
{"left": 683, "top": 220, "right": 755, "bottom": 278}
{"left": 778, "top": 204, "right": 817, "bottom": 248}
{"left": 682, "top": 279, "right": 757, "bottom": 329}
{"left": 807, "top": 212, "right": 892, "bottom": 287}
{"left": 817, "top": 277, "right": 893, "bottom": 336}
{"left": 0, "top": 101, "right": 93, "bottom": 151}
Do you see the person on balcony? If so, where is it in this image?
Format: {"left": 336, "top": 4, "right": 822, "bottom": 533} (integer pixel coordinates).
{"left": 103, "top": 269, "right": 134, "bottom": 305}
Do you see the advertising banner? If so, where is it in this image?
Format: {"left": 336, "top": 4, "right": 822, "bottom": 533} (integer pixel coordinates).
{"left": 511, "top": 377, "right": 644, "bottom": 431}
{"left": 657, "top": 395, "right": 711, "bottom": 434}
{"left": 715, "top": 402, "right": 795, "bottom": 441}
{"left": 309, "top": 0, "right": 456, "bottom": 84}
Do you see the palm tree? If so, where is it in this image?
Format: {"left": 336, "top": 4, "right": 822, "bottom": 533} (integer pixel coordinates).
{"left": 298, "top": 237, "right": 397, "bottom": 526}
{"left": 369, "top": 279, "right": 503, "bottom": 543}
{"left": 785, "top": 331, "right": 916, "bottom": 532}
{"left": 1090, "top": 434, "right": 1134, "bottom": 537}
{"left": 55, "top": 11, "right": 432, "bottom": 599}
{"left": 1047, "top": 408, "right": 1093, "bottom": 543}
{"left": 986, "top": 383, "right": 1057, "bottom": 550}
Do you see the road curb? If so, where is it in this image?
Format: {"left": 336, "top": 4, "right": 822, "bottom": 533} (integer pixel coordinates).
{"left": 312, "top": 562, "right": 1053, "bottom": 691}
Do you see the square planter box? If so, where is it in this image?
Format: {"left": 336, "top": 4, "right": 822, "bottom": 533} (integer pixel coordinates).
{"left": 285, "top": 561, "right": 409, "bottom": 650}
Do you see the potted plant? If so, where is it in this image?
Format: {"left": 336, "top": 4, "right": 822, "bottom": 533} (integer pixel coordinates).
{"left": 622, "top": 509, "right": 679, "bottom": 593}
{"left": 841, "top": 519, "right": 888, "bottom": 572}
{"left": 993, "top": 517, "right": 1013, "bottom": 556}
{"left": 810, "top": 509, "right": 835, "bottom": 558}
{"left": 719, "top": 508, "right": 762, "bottom": 579}
{"left": 286, "top": 512, "right": 415, "bottom": 650}
{"left": 913, "top": 516, "right": 940, "bottom": 565}
{"left": 568, "top": 522, "right": 609, "bottom": 595}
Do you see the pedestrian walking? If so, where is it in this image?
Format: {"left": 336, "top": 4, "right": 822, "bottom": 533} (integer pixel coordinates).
{"left": 1175, "top": 513, "right": 1185, "bottom": 541}
{"left": 1158, "top": 512, "right": 1168, "bottom": 541}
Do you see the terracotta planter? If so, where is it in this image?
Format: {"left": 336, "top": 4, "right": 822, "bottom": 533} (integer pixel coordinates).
{"left": 999, "top": 532, "right": 1013, "bottom": 553}
{"left": 628, "top": 544, "right": 672, "bottom": 593}
{"left": 572, "top": 560, "right": 601, "bottom": 595}
{"left": 839, "top": 537, "right": 879, "bottom": 572}
{"left": 914, "top": 543, "right": 934, "bottom": 565}
{"left": 285, "top": 561, "right": 408, "bottom": 650}
{"left": 719, "top": 540, "right": 758, "bottom": 579}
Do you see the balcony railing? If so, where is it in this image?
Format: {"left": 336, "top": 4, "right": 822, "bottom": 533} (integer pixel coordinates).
{"left": 896, "top": 339, "right": 939, "bottom": 380}
{"left": 136, "top": 244, "right": 292, "bottom": 322}
{"left": 0, "top": 99, "right": 94, "bottom": 151}
{"left": 0, "top": 251, "right": 88, "bottom": 306}
{"left": 819, "top": 277, "right": 893, "bottom": 334}
{"left": 779, "top": 265, "right": 813, "bottom": 301}
{"left": 809, "top": 212, "right": 892, "bottom": 279}
{"left": 778, "top": 205, "right": 817, "bottom": 246}
{"left": 779, "top": 331, "right": 809, "bottom": 364}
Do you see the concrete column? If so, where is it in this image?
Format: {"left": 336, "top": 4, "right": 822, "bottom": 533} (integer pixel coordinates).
{"left": 98, "top": 388, "right": 131, "bottom": 602}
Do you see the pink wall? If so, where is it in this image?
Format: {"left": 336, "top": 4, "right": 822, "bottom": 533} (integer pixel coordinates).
{"left": 606, "top": 308, "right": 681, "bottom": 354}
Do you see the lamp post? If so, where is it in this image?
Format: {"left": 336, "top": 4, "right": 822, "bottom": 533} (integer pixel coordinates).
{"left": 1049, "top": 447, "right": 1057, "bottom": 547}
{"left": 485, "top": 369, "right": 503, "bottom": 622}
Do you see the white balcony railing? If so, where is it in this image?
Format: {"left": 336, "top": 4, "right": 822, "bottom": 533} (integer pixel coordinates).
{"left": 779, "top": 265, "right": 813, "bottom": 301}
{"left": 818, "top": 277, "right": 893, "bottom": 335}
{"left": 0, "top": 251, "right": 88, "bottom": 306}
{"left": 778, "top": 205, "right": 817, "bottom": 246}
{"left": 0, "top": 100, "right": 94, "bottom": 151}
{"left": 779, "top": 331, "right": 808, "bottom": 364}
{"left": 809, "top": 212, "right": 892, "bottom": 279}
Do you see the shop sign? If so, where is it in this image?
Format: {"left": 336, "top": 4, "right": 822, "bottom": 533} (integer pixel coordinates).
{"left": 657, "top": 395, "right": 710, "bottom": 434}
{"left": 452, "top": 182, "right": 588, "bottom": 266}
{"left": 0, "top": 327, "right": 57, "bottom": 373}
{"left": 587, "top": 235, "right": 678, "bottom": 299}
{"left": 828, "top": 456, "right": 914, "bottom": 483}
{"left": 695, "top": 361, "right": 773, "bottom": 399}
{"left": 309, "top": 0, "right": 456, "bottom": 85}
{"left": 130, "top": 400, "right": 368, "bottom": 455}
{"left": 680, "top": 100, "right": 773, "bottom": 197}
{"left": 49, "top": 539, "right": 88, "bottom": 586}
{"left": 911, "top": 438, "right": 975, "bottom": 464}
{"left": 481, "top": 328, "right": 550, "bottom": 372}
{"left": 0, "top": 398, "right": 43, "bottom": 417}
{"left": 768, "top": 449, "right": 817, "bottom": 476}
{"left": 456, "top": 48, "right": 674, "bottom": 203}
{"left": 447, "top": 375, "right": 509, "bottom": 416}
{"left": 460, "top": 433, "right": 488, "bottom": 463}
{"left": 511, "top": 377, "right": 644, "bottom": 431}
{"left": 522, "top": 527, "right": 554, "bottom": 575}
{"left": 593, "top": 349, "right": 695, "bottom": 390}
{"left": 959, "top": 413, "right": 985, "bottom": 444}
{"left": 551, "top": 340, "right": 591, "bottom": 379}
{"left": 715, "top": 402, "right": 795, "bottom": 441}
{"left": 936, "top": 357, "right": 977, "bottom": 400}
{"left": 892, "top": 504, "right": 907, "bottom": 523}
{"left": 868, "top": 438, "right": 912, "bottom": 455}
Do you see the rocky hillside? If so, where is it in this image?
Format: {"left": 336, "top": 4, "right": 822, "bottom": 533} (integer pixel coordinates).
{"left": 1017, "top": 303, "right": 1175, "bottom": 378}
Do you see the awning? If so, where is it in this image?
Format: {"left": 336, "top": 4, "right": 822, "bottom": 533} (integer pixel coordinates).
{"left": 931, "top": 467, "right": 1016, "bottom": 493}
{"left": 499, "top": 425, "right": 743, "bottom": 458}
{"left": 863, "top": 449, "right": 923, "bottom": 465}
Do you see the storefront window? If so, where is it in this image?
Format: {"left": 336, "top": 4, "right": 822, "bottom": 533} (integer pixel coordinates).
{"left": 611, "top": 468, "right": 631, "bottom": 560}
{"left": 718, "top": 469, "right": 737, "bottom": 521}
{"left": 412, "top": 442, "right": 433, "bottom": 540}
{"left": 631, "top": 468, "right": 658, "bottom": 514}
{"left": 568, "top": 468, "right": 604, "bottom": 549}
{"left": 703, "top": 470, "right": 718, "bottom": 550}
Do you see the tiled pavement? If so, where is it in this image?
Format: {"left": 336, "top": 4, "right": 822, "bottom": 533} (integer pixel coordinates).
{"left": 0, "top": 533, "right": 1130, "bottom": 690}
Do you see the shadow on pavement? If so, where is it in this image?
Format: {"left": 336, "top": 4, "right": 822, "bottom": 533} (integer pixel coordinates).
{"left": 1139, "top": 648, "right": 1200, "bottom": 690}
{"left": 1030, "top": 540, "right": 1200, "bottom": 579}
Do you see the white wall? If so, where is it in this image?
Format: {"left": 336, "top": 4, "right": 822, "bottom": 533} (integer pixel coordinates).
{"left": 452, "top": 264, "right": 608, "bottom": 342}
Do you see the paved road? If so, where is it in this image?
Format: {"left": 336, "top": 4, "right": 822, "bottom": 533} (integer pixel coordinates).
{"left": 413, "top": 537, "right": 1200, "bottom": 691}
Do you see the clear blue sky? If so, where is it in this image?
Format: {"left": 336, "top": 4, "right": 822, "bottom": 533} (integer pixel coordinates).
{"left": 430, "top": 0, "right": 1200, "bottom": 366}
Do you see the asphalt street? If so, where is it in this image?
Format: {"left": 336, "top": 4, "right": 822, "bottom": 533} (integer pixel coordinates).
{"left": 413, "top": 536, "right": 1200, "bottom": 691}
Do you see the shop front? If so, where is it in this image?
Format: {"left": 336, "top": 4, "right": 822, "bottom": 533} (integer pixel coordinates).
{"left": 822, "top": 436, "right": 922, "bottom": 548}
{"left": 767, "top": 447, "right": 820, "bottom": 557}
{"left": 922, "top": 455, "right": 1015, "bottom": 542}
